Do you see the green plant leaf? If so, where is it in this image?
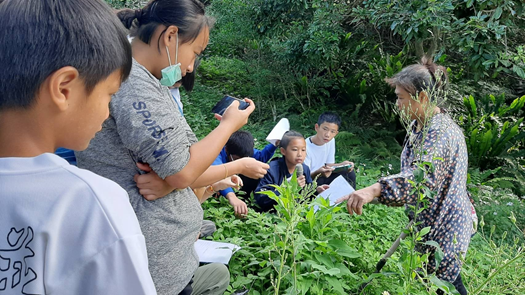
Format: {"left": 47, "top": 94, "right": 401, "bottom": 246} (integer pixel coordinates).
{"left": 419, "top": 226, "right": 431, "bottom": 238}
{"left": 424, "top": 241, "right": 444, "bottom": 266}
{"left": 328, "top": 239, "right": 361, "bottom": 259}
{"left": 326, "top": 276, "right": 346, "bottom": 295}
{"left": 512, "top": 65, "right": 525, "bottom": 79}
{"left": 493, "top": 7, "right": 503, "bottom": 20}
{"left": 314, "top": 252, "right": 334, "bottom": 269}
{"left": 429, "top": 275, "right": 460, "bottom": 294}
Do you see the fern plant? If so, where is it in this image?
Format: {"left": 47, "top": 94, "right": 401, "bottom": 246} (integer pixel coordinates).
{"left": 458, "top": 94, "right": 525, "bottom": 169}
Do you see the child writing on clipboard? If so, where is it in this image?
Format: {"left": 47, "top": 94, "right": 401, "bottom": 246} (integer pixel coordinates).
{"left": 305, "top": 112, "right": 356, "bottom": 188}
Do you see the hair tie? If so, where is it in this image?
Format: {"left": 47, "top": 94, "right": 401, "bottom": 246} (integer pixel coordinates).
{"left": 134, "top": 9, "right": 143, "bottom": 22}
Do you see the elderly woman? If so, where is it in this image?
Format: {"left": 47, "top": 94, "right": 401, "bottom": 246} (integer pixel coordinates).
{"left": 338, "top": 58, "right": 476, "bottom": 294}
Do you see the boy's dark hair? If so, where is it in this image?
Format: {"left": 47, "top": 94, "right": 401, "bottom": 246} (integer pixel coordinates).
{"left": 118, "top": 0, "right": 215, "bottom": 50}
{"left": 0, "top": 0, "right": 132, "bottom": 110}
{"left": 317, "top": 112, "right": 341, "bottom": 129}
{"left": 226, "top": 131, "right": 254, "bottom": 158}
{"left": 280, "top": 130, "right": 304, "bottom": 149}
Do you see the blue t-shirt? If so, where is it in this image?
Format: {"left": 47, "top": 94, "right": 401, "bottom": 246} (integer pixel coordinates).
{"left": 211, "top": 143, "right": 277, "bottom": 196}
{"left": 54, "top": 148, "right": 77, "bottom": 166}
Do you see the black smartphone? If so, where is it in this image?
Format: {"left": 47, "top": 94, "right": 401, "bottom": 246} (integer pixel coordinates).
{"left": 211, "top": 95, "right": 250, "bottom": 116}
{"left": 331, "top": 163, "right": 353, "bottom": 173}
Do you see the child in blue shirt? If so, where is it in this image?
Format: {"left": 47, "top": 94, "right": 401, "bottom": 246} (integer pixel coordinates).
{"left": 212, "top": 130, "right": 277, "bottom": 216}
{"left": 255, "top": 131, "right": 329, "bottom": 212}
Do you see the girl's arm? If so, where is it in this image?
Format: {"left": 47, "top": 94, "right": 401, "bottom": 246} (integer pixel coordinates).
{"left": 189, "top": 158, "right": 268, "bottom": 189}
{"left": 194, "top": 175, "right": 243, "bottom": 203}
{"left": 164, "top": 100, "right": 261, "bottom": 189}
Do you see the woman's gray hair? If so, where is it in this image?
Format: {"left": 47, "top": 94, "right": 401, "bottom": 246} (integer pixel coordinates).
{"left": 385, "top": 56, "right": 449, "bottom": 102}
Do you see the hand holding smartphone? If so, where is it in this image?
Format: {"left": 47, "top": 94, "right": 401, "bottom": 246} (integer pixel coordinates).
{"left": 211, "top": 95, "right": 250, "bottom": 116}
{"left": 331, "top": 163, "right": 353, "bottom": 173}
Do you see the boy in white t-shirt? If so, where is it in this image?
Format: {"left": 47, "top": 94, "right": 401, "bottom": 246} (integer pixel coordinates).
{"left": 0, "top": 0, "right": 155, "bottom": 294}
{"left": 305, "top": 112, "right": 357, "bottom": 187}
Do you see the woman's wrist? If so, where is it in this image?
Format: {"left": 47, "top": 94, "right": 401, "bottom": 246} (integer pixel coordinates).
{"left": 371, "top": 183, "right": 382, "bottom": 198}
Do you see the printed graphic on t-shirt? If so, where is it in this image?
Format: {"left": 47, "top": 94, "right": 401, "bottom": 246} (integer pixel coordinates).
{"left": 0, "top": 227, "right": 37, "bottom": 294}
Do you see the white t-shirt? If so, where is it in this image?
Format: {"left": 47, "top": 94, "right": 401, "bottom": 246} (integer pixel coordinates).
{"left": 0, "top": 153, "right": 156, "bottom": 294}
{"left": 305, "top": 137, "right": 336, "bottom": 173}
{"left": 170, "top": 87, "right": 184, "bottom": 114}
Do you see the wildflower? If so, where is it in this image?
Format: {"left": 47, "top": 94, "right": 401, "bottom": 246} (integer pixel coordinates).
{"left": 493, "top": 212, "right": 498, "bottom": 215}
{"left": 506, "top": 202, "right": 513, "bottom": 206}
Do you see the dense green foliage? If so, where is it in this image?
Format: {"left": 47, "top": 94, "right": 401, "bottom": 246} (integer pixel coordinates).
{"left": 104, "top": 0, "right": 524, "bottom": 293}
{"left": 201, "top": 163, "right": 524, "bottom": 294}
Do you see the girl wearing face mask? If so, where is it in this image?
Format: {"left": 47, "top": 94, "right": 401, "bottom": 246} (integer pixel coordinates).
{"left": 75, "top": 1, "right": 269, "bottom": 294}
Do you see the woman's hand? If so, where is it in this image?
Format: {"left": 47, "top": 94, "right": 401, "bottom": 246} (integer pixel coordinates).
{"left": 212, "top": 175, "right": 243, "bottom": 191}
{"left": 239, "top": 157, "right": 269, "bottom": 179}
{"left": 217, "top": 98, "right": 256, "bottom": 132}
{"left": 297, "top": 175, "right": 306, "bottom": 188}
{"left": 316, "top": 184, "right": 330, "bottom": 194}
{"left": 134, "top": 162, "right": 174, "bottom": 201}
{"left": 336, "top": 183, "right": 381, "bottom": 215}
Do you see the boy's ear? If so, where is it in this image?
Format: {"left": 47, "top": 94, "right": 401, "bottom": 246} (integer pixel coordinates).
{"left": 314, "top": 123, "right": 319, "bottom": 132}
{"left": 46, "top": 66, "right": 80, "bottom": 111}
{"left": 280, "top": 147, "right": 286, "bottom": 156}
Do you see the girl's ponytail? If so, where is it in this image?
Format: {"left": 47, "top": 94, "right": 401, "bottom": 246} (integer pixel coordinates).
{"left": 116, "top": 8, "right": 142, "bottom": 30}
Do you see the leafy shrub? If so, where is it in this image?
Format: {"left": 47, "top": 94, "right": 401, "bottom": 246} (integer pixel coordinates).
{"left": 203, "top": 173, "right": 410, "bottom": 294}
{"left": 180, "top": 84, "right": 221, "bottom": 139}
{"left": 198, "top": 57, "right": 254, "bottom": 96}
{"left": 202, "top": 166, "right": 525, "bottom": 294}
{"left": 352, "top": 0, "right": 456, "bottom": 57}
{"left": 351, "top": 0, "right": 525, "bottom": 81}
{"left": 336, "top": 50, "right": 406, "bottom": 124}
{"left": 206, "top": 0, "right": 258, "bottom": 58}
{"left": 459, "top": 94, "right": 525, "bottom": 169}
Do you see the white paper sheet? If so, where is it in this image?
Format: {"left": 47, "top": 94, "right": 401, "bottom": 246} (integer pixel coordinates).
{"left": 314, "top": 175, "right": 355, "bottom": 211}
{"left": 194, "top": 239, "right": 241, "bottom": 265}
{"left": 266, "top": 118, "right": 290, "bottom": 145}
